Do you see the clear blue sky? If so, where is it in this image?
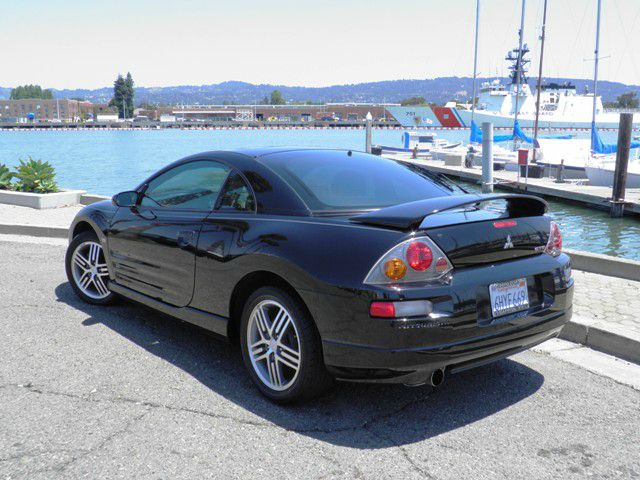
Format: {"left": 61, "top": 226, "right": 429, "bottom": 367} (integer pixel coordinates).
{"left": 3, "top": 0, "right": 640, "bottom": 89}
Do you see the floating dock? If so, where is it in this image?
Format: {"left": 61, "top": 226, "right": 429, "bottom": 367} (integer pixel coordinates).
{"left": 385, "top": 153, "right": 640, "bottom": 216}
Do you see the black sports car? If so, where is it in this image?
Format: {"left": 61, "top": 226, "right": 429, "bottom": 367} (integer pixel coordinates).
{"left": 66, "top": 148, "right": 573, "bottom": 402}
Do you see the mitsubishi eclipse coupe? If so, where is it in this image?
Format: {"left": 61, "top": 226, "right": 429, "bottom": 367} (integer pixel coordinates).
{"left": 65, "top": 148, "right": 573, "bottom": 402}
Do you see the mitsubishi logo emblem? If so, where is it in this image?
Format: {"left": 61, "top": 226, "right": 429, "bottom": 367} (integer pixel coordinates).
{"left": 503, "top": 235, "right": 514, "bottom": 250}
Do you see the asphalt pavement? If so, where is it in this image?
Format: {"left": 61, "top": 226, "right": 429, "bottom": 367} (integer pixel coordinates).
{"left": 1, "top": 239, "right": 639, "bottom": 479}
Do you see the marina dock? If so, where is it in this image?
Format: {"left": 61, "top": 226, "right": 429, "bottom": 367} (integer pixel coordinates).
{"left": 386, "top": 153, "right": 640, "bottom": 216}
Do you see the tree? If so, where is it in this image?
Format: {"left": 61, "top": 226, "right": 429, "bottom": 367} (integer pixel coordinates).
{"left": 270, "top": 90, "right": 285, "bottom": 105}
{"left": 111, "top": 73, "right": 135, "bottom": 118}
{"left": 400, "top": 96, "right": 426, "bottom": 106}
{"left": 124, "top": 72, "right": 135, "bottom": 118}
{"left": 616, "top": 92, "right": 639, "bottom": 109}
{"left": 10, "top": 85, "right": 53, "bottom": 100}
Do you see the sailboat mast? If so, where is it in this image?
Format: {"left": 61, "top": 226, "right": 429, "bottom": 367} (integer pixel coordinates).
{"left": 470, "top": 0, "right": 480, "bottom": 124}
{"left": 591, "top": 0, "right": 602, "bottom": 126}
{"left": 513, "top": 0, "right": 526, "bottom": 130}
{"left": 532, "top": 0, "right": 548, "bottom": 161}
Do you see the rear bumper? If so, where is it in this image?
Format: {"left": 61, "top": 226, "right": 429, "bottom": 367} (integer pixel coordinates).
{"left": 308, "top": 253, "right": 573, "bottom": 384}
{"left": 323, "top": 306, "right": 570, "bottom": 384}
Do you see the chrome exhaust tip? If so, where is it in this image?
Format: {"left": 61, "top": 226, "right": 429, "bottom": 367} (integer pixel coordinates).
{"left": 429, "top": 368, "right": 445, "bottom": 387}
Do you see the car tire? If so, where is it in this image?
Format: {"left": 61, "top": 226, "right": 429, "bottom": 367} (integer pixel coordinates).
{"left": 240, "top": 286, "right": 334, "bottom": 403}
{"left": 65, "top": 231, "right": 115, "bottom": 305}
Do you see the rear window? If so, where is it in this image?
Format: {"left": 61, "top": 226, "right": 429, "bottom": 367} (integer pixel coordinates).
{"left": 259, "top": 150, "right": 451, "bottom": 211}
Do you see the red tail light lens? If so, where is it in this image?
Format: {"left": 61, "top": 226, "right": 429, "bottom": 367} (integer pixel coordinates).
{"left": 493, "top": 219, "right": 517, "bottom": 228}
{"left": 369, "top": 302, "right": 395, "bottom": 318}
{"left": 545, "top": 221, "right": 562, "bottom": 257}
{"left": 406, "top": 241, "right": 433, "bottom": 271}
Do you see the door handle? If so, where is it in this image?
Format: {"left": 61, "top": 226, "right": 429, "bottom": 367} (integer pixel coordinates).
{"left": 177, "top": 230, "right": 195, "bottom": 247}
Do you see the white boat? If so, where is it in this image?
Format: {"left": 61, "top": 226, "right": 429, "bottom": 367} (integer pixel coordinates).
{"left": 377, "top": 131, "right": 461, "bottom": 154}
{"left": 456, "top": 43, "right": 638, "bottom": 130}
{"left": 585, "top": 156, "right": 640, "bottom": 188}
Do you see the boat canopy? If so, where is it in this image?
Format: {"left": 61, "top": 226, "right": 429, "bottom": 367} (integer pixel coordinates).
{"left": 470, "top": 120, "right": 572, "bottom": 145}
{"left": 402, "top": 131, "right": 435, "bottom": 148}
{"left": 591, "top": 121, "right": 640, "bottom": 154}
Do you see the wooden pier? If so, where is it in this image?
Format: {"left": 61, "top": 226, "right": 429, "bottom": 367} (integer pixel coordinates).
{"left": 385, "top": 153, "right": 640, "bottom": 216}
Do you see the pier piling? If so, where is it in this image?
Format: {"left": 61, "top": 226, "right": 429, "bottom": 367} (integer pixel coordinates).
{"left": 481, "top": 122, "right": 494, "bottom": 193}
{"left": 610, "top": 112, "right": 632, "bottom": 218}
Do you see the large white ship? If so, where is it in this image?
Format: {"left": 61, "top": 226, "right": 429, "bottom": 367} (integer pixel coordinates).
{"left": 456, "top": 45, "right": 637, "bottom": 130}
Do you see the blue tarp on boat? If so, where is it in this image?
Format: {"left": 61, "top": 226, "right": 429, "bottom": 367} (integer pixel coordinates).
{"left": 470, "top": 120, "right": 572, "bottom": 144}
{"left": 591, "top": 121, "right": 640, "bottom": 154}
{"left": 469, "top": 120, "right": 514, "bottom": 143}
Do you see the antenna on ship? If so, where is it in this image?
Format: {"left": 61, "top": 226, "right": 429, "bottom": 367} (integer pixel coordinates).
{"left": 470, "top": 0, "right": 480, "bottom": 125}
{"left": 512, "top": 0, "right": 527, "bottom": 148}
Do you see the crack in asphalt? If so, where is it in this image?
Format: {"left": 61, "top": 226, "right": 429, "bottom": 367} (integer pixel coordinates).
{"left": 3, "top": 382, "right": 441, "bottom": 477}
{"left": 4, "top": 382, "right": 433, "bottom": 435}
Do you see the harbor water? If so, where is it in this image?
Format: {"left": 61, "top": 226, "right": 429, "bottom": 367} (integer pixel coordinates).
{"left": 1, "top": 128, "right": 638, "bottom": 260}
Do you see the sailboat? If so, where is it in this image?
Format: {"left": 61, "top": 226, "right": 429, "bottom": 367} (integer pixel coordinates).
{"left": 584, "top": 0, "right": 640, "bottom": 187}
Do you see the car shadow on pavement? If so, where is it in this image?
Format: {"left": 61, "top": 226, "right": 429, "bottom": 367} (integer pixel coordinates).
{"left": 56, "top": 282, "right": 545, "bottom": 449}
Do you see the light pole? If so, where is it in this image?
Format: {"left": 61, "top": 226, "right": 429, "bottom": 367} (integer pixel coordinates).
{"left": 365, "top": 111, "right": 373, "bottom": 153}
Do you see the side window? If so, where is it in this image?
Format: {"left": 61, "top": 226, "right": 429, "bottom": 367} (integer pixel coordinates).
{"left": 141, "top": 161, "right": 230, "bottom": 210}
{"left": 218, "top": 172, "right": 256, "bottom": 212}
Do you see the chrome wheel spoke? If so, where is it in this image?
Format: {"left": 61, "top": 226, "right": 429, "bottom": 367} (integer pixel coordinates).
{"left": 251, "top": 340, "right": 269, "bottom": 362}
{"left": 96, "top": 263, "right": 109, "bottom": 276}
{"left": 277, "top": 344, "right": 300, "bottom": 370}
{"left": 88, "top": 243, "right": 101, "bottom": 266}
{"left": 270, "top": 308, "right": 290, "bottom": 339}
{"left": 268, "top": 356, "right": 283, "bottom": 387}
{"left": 73, "top": 252, "right": 90, "bottom": 270}
{"left": 254, "top": 307, "right": 270, "bottom": 339}
{"left": 78, "top": 271, "right": 93, "bottom": 290}
{"left": 93, "top": 275, "right": 110, "bottom": 297}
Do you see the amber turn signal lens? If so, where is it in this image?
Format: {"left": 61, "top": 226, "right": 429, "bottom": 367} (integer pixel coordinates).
{"left": 384, "top": 258, "right": 407, "bottom": 280}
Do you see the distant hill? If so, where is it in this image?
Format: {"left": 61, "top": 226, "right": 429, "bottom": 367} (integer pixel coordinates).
{"left": 1, "top": 78, "right": 638, "bottom": 105}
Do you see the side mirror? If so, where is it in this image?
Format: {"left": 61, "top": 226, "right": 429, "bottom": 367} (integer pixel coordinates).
{"left": 112, "top": 191, "right": 139, "bottom": 207}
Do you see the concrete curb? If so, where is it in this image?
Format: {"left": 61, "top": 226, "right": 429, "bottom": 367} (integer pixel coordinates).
{"left": 0, "top": 223, "right": 68, "bottom": 239}
{"left": 80, "top": 194, "right": 110, "bottom": 205}
{"left": 560, "top": 314, "right": 640, "bottom": 365}
{"left": 566, "top": 249, "right": 640, "bottom": 282}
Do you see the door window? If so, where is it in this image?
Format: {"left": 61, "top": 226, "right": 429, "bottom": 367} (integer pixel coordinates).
{"left": 141, "top": 161, "right": 230, "bottom": 210}
{"left": 218, "top": 172, "right": 256, "bottom": 212}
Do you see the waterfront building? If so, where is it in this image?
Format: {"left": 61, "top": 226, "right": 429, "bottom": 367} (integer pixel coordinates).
{"left": 138, "top": 103, "right": 399, "bottom": 123}
{"left": 0, "top": 99, "right": 98, "bottom": 123}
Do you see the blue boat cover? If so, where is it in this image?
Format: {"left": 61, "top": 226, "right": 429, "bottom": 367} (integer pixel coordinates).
{"left": 470, "top": 120, "right": 573, "bottom": 144}
{"left": 469, "top": 120, "right": 514, "bottom": 143}
{"left": 591, "top": 121, "right": 640, "bottom": 154}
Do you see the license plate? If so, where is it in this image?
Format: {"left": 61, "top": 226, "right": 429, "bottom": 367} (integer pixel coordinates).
{"left": 489, "top": 278, "right": 529, "bottom": 317}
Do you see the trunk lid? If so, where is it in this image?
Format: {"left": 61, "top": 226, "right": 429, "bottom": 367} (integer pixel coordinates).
{"left": 427, "top": 215, "right": 550, "bottom": 266}
{"left": 351, "top": 193, "right": 550, "bottom": 266}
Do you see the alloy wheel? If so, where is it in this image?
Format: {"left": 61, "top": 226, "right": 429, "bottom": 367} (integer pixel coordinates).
{"left": 247, "top": 300, "right": 301, "bottom": 391}
{"left": 71, "top": 241, "right": 111, "bottom": 300}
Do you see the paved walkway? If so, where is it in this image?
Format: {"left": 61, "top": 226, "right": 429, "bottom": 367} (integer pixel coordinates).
{"left": 0, "top": 203, "right": 81, "bottom": 227}
{"left": 572, "top": 270, "right": 640, "bottom": 336}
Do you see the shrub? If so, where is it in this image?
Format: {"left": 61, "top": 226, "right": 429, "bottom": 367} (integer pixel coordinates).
{"left": 13, "top": 157, "right": 59, "bottom": 193}
{"left": 0, "top": 164, "right": 12, "bottom": 190}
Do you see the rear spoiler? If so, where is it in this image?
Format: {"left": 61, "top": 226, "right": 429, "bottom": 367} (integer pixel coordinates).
{"left": 351, "top": 194, "right": 548, "bottom": 230}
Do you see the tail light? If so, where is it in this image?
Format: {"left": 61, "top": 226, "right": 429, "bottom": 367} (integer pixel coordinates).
{"left": 545, "top": 221, "right": 562, "bottom": 257}
{"left": 364, "top": 236, "right": 453, "bottom": 285}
